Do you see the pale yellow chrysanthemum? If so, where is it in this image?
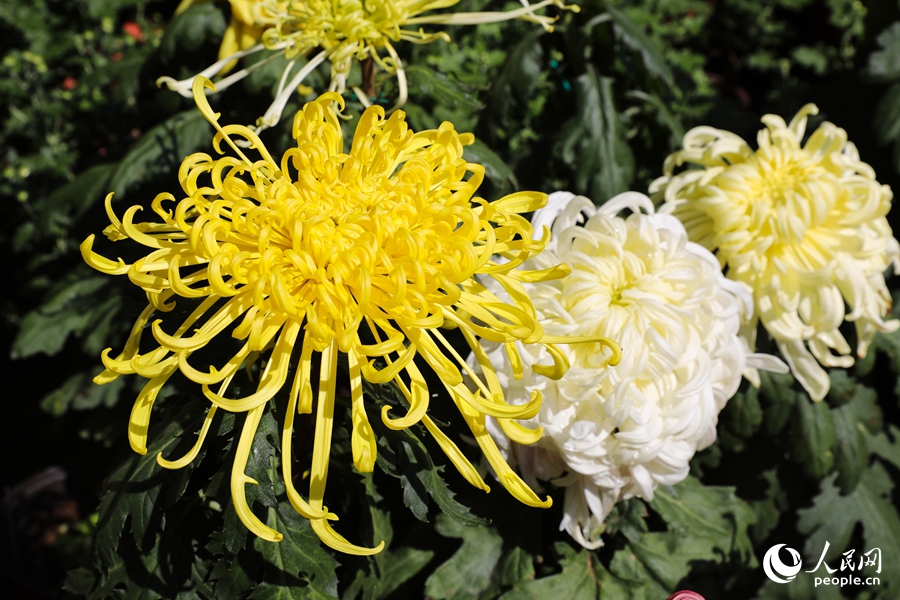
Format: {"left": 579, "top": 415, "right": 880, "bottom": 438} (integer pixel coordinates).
{"left": 159, "top": 0, "right": 577, "bottom": 135}
{"left": 652, "top": 105, "right": 900, "bottom": 401}
{"left": 82, "top": 77, "right": 617, "bottom": 554}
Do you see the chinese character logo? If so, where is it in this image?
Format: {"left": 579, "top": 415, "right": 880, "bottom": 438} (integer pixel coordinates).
{"left": 764, "top": 544, "right": 803, "bottom": 584}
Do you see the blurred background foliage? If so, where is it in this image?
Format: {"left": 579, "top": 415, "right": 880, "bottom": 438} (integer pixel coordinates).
{"left": 3, "top": 0, "right": 900, "bottom": 598}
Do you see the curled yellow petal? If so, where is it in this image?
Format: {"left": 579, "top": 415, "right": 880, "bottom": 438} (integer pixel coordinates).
{"left": 349, "top": 349, "right": 377, "bottom": 472}
{"left": 231, "top": 404, "right": 283, "bottom": 542}
{"left": 309, "top": 338, "right": 384, "bottom": 555}
{"left": 157, "top": 404, "right": 218, "bottom": 470}
{"left": 128, "top": 366, "right": 178, "bottom": 455}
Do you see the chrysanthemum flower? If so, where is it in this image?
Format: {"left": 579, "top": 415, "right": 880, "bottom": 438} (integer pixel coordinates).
{"left": 473, "top": 192, "right": 786, "bottom": 548}
{"left": 159, "top": 0, "right": 577, "bottom": 134}
{"left": 82, "top": 77, "right": 618, "bottom": 554}
{"left": 652, "top": 105, "right": 900, "bottom": 400}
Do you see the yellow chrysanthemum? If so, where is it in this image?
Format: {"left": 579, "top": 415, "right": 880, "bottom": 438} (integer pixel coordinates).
{"left": 652, "top": 105, "right": 900, "bottom": 401}
{"left": 159, "top": 0, "right": 577, "bottom": 135}
{"left": 82, "top": 77, "right": 617, "bottom": 554}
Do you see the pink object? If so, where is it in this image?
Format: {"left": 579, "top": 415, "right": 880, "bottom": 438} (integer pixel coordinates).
{"left": 667, "top": 592, "right": 705, "bottom": 600}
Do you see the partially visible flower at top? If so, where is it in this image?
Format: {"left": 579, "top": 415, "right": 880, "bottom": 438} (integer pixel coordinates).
{"left": 667, "top": 592, "right": 706, "bottom": 600}
{"left": 81, "top": 77, "right": 619, "bottom": 554}
{"left": 174, "top": 0, "right": 265, "bottom": 73}
{"left": 472, "top": 192, "right": 786, "bottom": 549}
{"left": 159, "top": 0, "right": 577, "bottom": 135}
{"left": 652, "top": 105, "right": 900, "bottom": 401}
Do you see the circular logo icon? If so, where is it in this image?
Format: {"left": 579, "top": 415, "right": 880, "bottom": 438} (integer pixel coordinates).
{"left": 763, "top": 544, "right": 802, "bottom": 584}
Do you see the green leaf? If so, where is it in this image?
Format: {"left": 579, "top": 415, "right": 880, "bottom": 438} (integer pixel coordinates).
{"left": 497, "top": 546, "right": 535, "bottom": 588}
{"left": 872, "top": 83, "right": 900, "bottom": 172}
{"left": 625, "top": 90, "right": 685, "bottom": 147}
{"left": 499, "top": 544, "right": 597, "bottom": 600}
{"left": 93, "top": 408, "right": 204, "bottom": 566}
{"left": 249, "top": 503, "right": 340, "bottom": 600}
{"left": 36, "top": 162, "right": 117, "bottom": 239}
{"left": 560, "top": 65, "right": 635, "bottom": 201}
{"left": 211, "top": 408, "right": 280, "bottom": 554}
{"left": 760, "top": 371, "right": 801, "bottom": 437}
{"left": 749, "top": 469, "right": 787, "bottom": 545}
{"left": 463, "top": 139, "right": 517, "bottom": 193}
{"left": 790, "top": 397, "right": 837, "bottom": 480}
{"left": 869, "top": 22, "right": 900, "bottom": 82}
{"left": 868, "top": 424, "right": 900, "bottom": 471}
{"left": 11, "top": 273, "right": 117, "bottom": 358}
{"left": 40, "top": 372, "right": 127, "bottom": 416}
{"left": 489, "top": 29, "right": 544, "bottom": 122}
{"left": 159, "top": 3, "right": 228, "bottom": 61}
{"left": 602, "top": 3, "right": 675, "bottom": 88}
{"left": 406, "top": 65, "right": 481, "bottom": 111}
{"left": 425, "top": 515, "right": 503, "bottom": 600}
{"left": 719, "top": 385, "right": 763, "bottom": 451}
{"left": 831, "top": 380, "right": 879, "bottom": 493}
{"left": 374, "top": 546, "right": 435, "bottom": 600}
{"left": 108, "top": 109, "right": 212, "bottom": 196}
{"left": 791, "top": 45, "right": 828, "bottom": 75}
{"left": 797, "top": 463, "right": 900, "bottom": 587}
{"left": 622, "top": 476, "right": 757, "bottom": 590}
{"left": 860, "top": 326, "right": 900, "bottom": 396}
{"left": 364, "top": 379, "right": 489, "bottom": 527}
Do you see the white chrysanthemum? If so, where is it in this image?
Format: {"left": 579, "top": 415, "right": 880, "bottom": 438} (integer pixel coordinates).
{"left": 652, "top": 105, "right": 900, "bottom": 400}
{"left": 473, "top": 191, "right": 787, "bottom": 549}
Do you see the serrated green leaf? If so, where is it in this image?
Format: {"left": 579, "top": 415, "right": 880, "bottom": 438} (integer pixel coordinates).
{"left": 797, "top": 463, "right": 900, "bottom": 587}
{"left": 425, "top": 515, "right": 503, "bottom": 600}
{"left": 249, "top": 503, "right": 340, "bottom": 600}
{"left": 93, "top": 408, "right": 203, "bottom": 566}
{"left": 832, "top": 381, "right": 879, "bottom": 493}
{"left": 499, "top": 543, "right": 597, "bottom": 600}
{"left": 867, "top": 424, "right": 900, "bottom": 470}
{"left": 364, "top": 379, "right": 489, "bottom": 527}
{"left": 11, "top": 273, "right": 116, "bottom": 358}
{"left": 620, "top": 476, "right": 757, "bottom": 590}
{"left": 790, "top": 397, "right": 836, "bottom": 480}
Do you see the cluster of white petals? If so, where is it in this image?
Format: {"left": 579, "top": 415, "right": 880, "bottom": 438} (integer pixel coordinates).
{"left": 652, "top": 105, "right": 900, "bottom": 400}
{"left": 472, "top": 192, "right": 786, "bottom": 548}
